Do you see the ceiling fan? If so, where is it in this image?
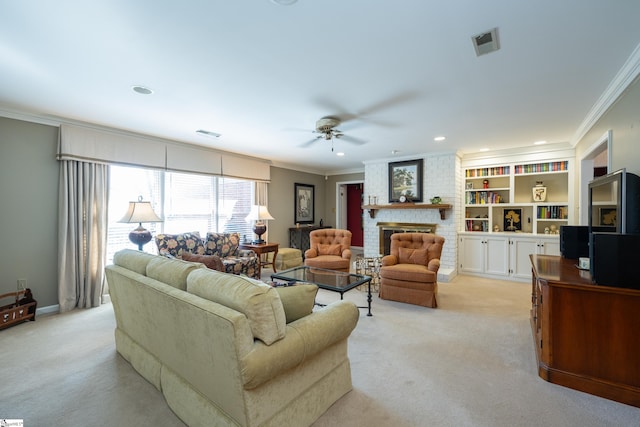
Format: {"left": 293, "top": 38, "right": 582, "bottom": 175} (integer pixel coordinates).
{"left": 300, "top": 116, "right": 366, "bottom": 151}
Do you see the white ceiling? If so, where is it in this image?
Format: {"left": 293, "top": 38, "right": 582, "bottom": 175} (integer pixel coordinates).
{"left": 2, "top": 1, "right": 640, "bottom": 174}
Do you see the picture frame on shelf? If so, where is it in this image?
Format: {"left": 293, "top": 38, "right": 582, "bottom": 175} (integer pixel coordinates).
{"left": 503, "top": 208, "right": 522, "bottom": 232}
{"left": 598, "top": 207, "right": 617, "bottom": 227}
{"left": 388, "top": 159, "right": 423, "bottom": 202}
{"left": 294, "top": 183, "right": 315, "bottom": 224}
{"left": 465, "top": 182, "right": 474, "bottom": 190}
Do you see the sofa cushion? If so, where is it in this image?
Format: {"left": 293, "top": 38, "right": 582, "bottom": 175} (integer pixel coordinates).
{"left": 205, "top": 232, "right": 240, "bottom": 257}
{"left": 318, "top": 244, "right": 342, "bottom": 256}
{"left": 180, "top": 252, "right": 225, "bottom": 272}
{"left": 275, "top": 284, "right": 318, "bottom": 323}
{"left": 113, "top": 249, "right": 157, "bottom": 275}
{"left": 155, "top": 232, "right": 206, "bottom": 257}
{"left": 187, "top": 269, "right": 286, "bottom": 345}
{"left": 146, "top": 256, "right": 204, "bottom": 291}
{"left": 398, "top": 247, "right": 428, "bottom": 265}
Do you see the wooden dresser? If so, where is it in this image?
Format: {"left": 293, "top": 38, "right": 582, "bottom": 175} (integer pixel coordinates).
{"left": 530, "top": 254, "right": 640, "bottom": 407}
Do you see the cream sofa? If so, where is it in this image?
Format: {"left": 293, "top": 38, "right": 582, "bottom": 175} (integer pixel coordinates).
{"left": 105, "top": 249, "right": 359, "bottom": 427}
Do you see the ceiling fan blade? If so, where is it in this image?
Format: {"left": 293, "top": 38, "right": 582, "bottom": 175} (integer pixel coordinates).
{"left": 357, "top": 91, "right": 419, "bottom": 116}
{"left": 338, "top": 134, "right": 367, "bottom": 145}
{"left": 299, "top": 137, "right": 321, "bottom": 148}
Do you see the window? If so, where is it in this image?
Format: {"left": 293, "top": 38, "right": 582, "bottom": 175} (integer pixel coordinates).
{"left": 107, "top": 165, "right": 254, "bottom": 262}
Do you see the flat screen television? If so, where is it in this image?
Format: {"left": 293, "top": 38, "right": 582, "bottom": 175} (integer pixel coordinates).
{"left": 588, "top": 168, "right": 640, "bottom": 235}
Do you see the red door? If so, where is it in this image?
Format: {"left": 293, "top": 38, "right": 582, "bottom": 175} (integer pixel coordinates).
{"left": 346, "top": 184, "right": 364, "bottom": 246}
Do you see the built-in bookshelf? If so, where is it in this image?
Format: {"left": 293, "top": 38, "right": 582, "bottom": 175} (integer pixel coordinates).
{"left": 463, "top": 159, "right": 570, "bottom": 234}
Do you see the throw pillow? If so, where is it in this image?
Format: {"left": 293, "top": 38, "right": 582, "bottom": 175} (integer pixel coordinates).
{"left": 398, "top": 247, "right": 429, "bottom": 265}
{"left": 155, "top": 232, "right": 205, "bottom": 257}
{"left": 180, "top": 252, "right": 225, "bottom": 272}
{"left": 187, "top": 269, "right": 286, "bottom": 345}
{"left": 275, "top": 284, "right": 318, "bottom": 323}
{"left": 318, "top": 244, "right": 341, "bottom": 256}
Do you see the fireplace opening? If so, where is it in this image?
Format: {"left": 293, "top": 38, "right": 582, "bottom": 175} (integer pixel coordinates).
{"left": 377, "top": 222, "right": 438, "bottom": 255}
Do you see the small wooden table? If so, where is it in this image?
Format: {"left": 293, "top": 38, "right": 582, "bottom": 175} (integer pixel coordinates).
{"left": 239, "top": 242, "right": 279, "bottom": 276}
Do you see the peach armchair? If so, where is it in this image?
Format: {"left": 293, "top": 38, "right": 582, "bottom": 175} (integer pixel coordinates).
{"left": 379, "top": 233, "right": 445, "bottom": 308}
{"left": 304, "top": 229, "right": 352, "bottom": 272}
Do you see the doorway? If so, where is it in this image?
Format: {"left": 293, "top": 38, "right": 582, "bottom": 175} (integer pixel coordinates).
{"left": 336, "top": 181, "right": 364, "bottom": 248}
{"left": 579, "top": 130, "right": 611, "bottom": 224}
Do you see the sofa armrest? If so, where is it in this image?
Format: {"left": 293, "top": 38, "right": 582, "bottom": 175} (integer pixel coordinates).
{"left": 381, "top": 254, "right": 397, "bottom": 266}
{"left": 240, "top": 300, "right": 359, "bottom": 389}
{"left": 305, "top": 248, "right": 318, "bottom": 258}
{"left": 428, "top": 258, "right": 441, "bottom": 273}
{"left": 341, "top": 249, "right": 352, "bottom": 260}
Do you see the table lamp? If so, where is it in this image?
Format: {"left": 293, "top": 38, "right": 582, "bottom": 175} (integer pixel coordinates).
{"left": 245, "top": 205, "right": 274, "bottom": 244}
{"left": 119, "top": 196, "right": 163, "bottom": 250}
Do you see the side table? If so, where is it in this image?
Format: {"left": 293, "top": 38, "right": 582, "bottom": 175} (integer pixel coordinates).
{"left": 355, "top": 256, "right": 382, "bottom": 293}
{"left": 239, "top": 242, "right": 279, "bottom": 276}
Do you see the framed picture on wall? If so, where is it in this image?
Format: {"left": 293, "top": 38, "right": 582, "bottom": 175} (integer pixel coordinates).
{"left": 503, "top": 208, "right": 522, "bottom": 232}
{"left": 388, "top": 159, "right": 423, "bottom": 202}
{"left": 294, "top": 183, "right": 315, "bottom": 224}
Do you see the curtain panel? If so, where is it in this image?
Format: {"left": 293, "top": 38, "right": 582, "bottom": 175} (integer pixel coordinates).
{"left": 58, "top": 160, "right": 109, "bottom": 312}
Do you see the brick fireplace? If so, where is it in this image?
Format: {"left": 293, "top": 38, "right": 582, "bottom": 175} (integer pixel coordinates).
{"left": 377, "top": 222, "right": 438, "bottom": 255}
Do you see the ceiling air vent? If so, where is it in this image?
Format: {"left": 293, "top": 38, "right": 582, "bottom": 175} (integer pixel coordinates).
{"left": 472, "top": 27, "right": 500, "bottom": 56}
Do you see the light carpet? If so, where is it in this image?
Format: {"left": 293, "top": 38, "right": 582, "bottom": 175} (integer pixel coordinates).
{"left": 1, "top": 274, "right": 639, "bottom": 426}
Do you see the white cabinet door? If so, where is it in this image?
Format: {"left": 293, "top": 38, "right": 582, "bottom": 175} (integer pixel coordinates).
{"left": 538, "top": 238, "right": 560, "bottom": 256}
{"left": 510, "top": 237, "right": 538, "bottom": 279}
{"left": 485, "top": 235, "right": 509, "bottom": 276}
{"left": 459, "top": 235, "right": 485, "bottom": 274}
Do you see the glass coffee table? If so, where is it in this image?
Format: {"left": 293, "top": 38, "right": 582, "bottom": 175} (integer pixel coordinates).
{"left": 271, "top": 266, "right": 373, "bottom": 316}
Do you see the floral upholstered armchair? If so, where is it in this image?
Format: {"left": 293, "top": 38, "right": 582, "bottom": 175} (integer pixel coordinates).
{"left": 155, "top": 231, "right": 260, "bottom": 279}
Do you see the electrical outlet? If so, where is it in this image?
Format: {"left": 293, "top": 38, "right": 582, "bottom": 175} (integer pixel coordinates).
{"left": 17, "top": 279, "right": 27, "bottom": 290}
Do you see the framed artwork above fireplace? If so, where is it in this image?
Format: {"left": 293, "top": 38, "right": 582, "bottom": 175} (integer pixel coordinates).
{"left": 388, "top": 159, "right": 423, "bottom": 203}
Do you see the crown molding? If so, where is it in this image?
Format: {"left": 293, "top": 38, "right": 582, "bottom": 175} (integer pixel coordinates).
{"left": 571, "top": 42, "right": 640, "bottom": 146}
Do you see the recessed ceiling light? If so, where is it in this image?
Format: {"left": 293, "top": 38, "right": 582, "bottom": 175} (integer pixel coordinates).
{"left": 434, "top": 136, "right": 446, "bottom": 142}
{"left": 534, "top": 140, "right": 547, "bottom": 145}
{"left": 391, "top": 150, "right": 400, "bottom": 155}
{"left": 336, "top": 152, "right": 345, "bottom": 157}
{"left": 196, "top": 129, "right": 221, "bottom": 138}
{"left": 479, "top": 148, "right": 490, "bottom": 152}
{"left": 132, "top": 85, "right": 153, "bottom": 95}
{"left": 271, "top": 0, "right": 297, "bottom": 5}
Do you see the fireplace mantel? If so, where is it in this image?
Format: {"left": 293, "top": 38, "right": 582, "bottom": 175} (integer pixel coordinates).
{"left": 362, "top": 203, "right": 452, "bottom": 220}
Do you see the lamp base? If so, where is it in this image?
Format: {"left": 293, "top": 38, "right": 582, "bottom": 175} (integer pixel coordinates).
{"left": 252, "top": 222, "right": 267, "bottom": 245}
{"left": 129, "top": 224, "right": 152, "bottom": 251}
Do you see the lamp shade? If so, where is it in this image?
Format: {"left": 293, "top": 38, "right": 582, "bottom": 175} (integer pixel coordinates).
{"left": 119, "top": 197, "right": 163, "bottom": 224}
{"left": 245, "top": 205, "right": 274, "bottom": 244}
{"left": 245, "top": 205, "right": 274, "bottom": 222}
{"left": 118, "top": 196, "right": 163, "bottom": 251}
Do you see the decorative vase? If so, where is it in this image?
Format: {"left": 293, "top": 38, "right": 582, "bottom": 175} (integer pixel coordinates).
{"left": 532, "top": 181, "right": 547, "bottom": 202}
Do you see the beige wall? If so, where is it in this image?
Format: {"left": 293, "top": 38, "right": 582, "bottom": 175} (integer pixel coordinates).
{"left": 575, "top": 75, "right": 640, "bottom": 174}
{"left": 266, "top": 166, "right": 326, "bottom": 248}
{"left": 0, "top": 117, "right": 59, "bottom": 306}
